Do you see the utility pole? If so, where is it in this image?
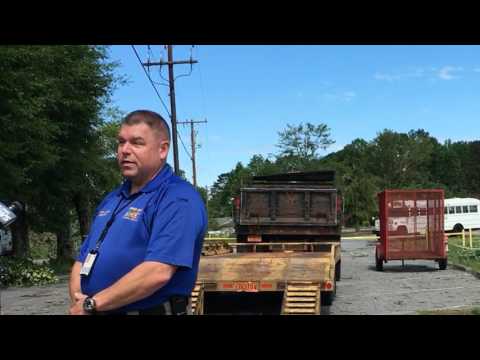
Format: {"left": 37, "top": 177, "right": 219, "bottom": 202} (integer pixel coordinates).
{"left": 142, "top": 45, "right": 198, "bottom": 176}
{"left": 177, "top": 119, "right": 207, "bottom": 187}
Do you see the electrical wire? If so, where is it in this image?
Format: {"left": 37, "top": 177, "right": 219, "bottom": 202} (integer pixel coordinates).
{"left": 178, "top": 126, "right": 193, "bottom": 160}
{"left": 131, "top": 45, "right": 171, "bottom": 118}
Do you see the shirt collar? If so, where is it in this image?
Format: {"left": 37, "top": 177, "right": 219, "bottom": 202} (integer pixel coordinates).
{"left": 119, "top": 163, "right": 173, "bottom": 198}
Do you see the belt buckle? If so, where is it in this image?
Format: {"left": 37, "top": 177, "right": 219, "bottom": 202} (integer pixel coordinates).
{"left": 126, "top": 310, "right": 140, "bottom": 315}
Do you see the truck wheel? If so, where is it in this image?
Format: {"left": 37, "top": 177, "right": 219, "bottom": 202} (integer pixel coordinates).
{"left": 335, "top": 260, "right": 341, "bottom": 281}
{"left": 321, "top": 276, "right": 336, "bottom": 306}
{"left": 375, "top": 250, "right": 383, "bottom": 272}
{"left": 321, "top": 291, "right": 334, "bottom": 306}
{"left": 438, "top": 258, "right": 447, "bottom": 270}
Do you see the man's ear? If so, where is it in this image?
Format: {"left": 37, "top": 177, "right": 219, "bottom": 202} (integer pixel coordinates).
{"left": 159, "top": 140, "right": 170, "bottom": 161}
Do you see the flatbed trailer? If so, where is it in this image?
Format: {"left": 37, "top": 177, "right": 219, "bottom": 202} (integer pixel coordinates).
{"left": 191, "top": 241, "right": 340, "bottom": 315}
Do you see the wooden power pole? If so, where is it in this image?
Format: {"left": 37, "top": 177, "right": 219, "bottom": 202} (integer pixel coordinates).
{"left": 142, "top": 45, "right": 197, "bottom": 176}
{"left": 177, "top": 119, "right": 207, "bottom": 187}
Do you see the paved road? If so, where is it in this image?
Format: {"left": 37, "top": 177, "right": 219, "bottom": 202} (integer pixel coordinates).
{"left": 325, "top": 239, "right": 480, "bottom": 315}
{"left": 1, "top": 275, "right": 70, "bottom": 315}
{"left": 1, "top": 239, "right": 479, "bottom": 315}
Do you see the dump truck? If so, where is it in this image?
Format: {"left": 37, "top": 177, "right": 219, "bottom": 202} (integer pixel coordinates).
{"left": 375, "top": 189, "right": 447, "bottom": 271}
{"left": 191, "top": 171, "right": 342, "bottom": 315}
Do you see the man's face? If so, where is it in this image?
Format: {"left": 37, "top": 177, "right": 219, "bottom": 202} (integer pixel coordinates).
{"left": 117, "top": 123, "right": 169, "bottom": 185}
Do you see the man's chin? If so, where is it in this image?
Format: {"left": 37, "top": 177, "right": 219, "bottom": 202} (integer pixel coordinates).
{"left": 121, "top": 171, "right": 137, "bottom": 179}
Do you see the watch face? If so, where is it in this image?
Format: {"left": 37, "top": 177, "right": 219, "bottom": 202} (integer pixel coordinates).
{"left": 84, "top": 298, "right": 95, "bottom": 312}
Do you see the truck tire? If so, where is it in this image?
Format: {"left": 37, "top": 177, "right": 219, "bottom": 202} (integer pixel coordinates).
{"left": 321, "top": 291, "right": 334, "bottom": 306}
{"left": 438, "top": 258, "right": 447, "bottom": 270}
{"left": 375, "top": 250, "right": 383, "bottom": 272}
{"left": 335, "top": 260, "right": 341, "bottom": 281}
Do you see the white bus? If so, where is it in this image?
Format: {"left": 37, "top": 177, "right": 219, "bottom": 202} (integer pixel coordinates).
{"left": 444, "top": 198, "right": 480, "bottom": 232}
{"left": 373, "top": 197, "right": 480, "bottom": 234}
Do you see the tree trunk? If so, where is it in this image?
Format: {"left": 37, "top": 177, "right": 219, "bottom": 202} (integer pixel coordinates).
{"left": 73, "top": 192, "right": 91, "bottom": 244}
{"left": 56, "top": 216, "right": 73, "bottom": 261}
{"left": 11, "top": 202, "right": 29, "bottom": 258}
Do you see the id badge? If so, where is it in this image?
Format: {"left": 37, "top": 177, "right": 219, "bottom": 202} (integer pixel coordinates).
{"left": 80, "top": 251, "right": 98, "bottom": 277}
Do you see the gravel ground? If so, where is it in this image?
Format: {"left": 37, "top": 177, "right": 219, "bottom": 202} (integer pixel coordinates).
{"left": 1, "top": 239, "right": 479, "bottom": 315}
{"left": 326, "top": 239, "right": 480, "bottom": 315}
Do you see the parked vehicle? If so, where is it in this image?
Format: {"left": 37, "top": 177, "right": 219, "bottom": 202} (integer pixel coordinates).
{"left": 192, "top": 171, "right": 342, "bottom": 315}
{"left": 444, "top": 198, "right": 480, "bottom": 232}
{"left": 0, "top": 228, "right": 13, "bottom": 256}
{"left": 375, "top": 189, "right": 447, "bottom": 271}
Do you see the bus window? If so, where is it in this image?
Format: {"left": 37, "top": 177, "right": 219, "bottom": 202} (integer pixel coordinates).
{"left": 463, "top": 206, "right": 469, "bottom": 213}
{"left": 448, "top": 207, "right": 455, "bottom": 214}
{"left": 444, "top": 207, "right": 448, "bottom": 214}
{"left": 456, "top": 206, "right": 462, "bottom": 213}
{"left": 470, "top": 205, "right": 478, "bottom": 213}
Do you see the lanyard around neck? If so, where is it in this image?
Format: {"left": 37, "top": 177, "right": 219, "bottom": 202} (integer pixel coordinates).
{"left": 93, "top": 195, "right": 139, "bottom": 251}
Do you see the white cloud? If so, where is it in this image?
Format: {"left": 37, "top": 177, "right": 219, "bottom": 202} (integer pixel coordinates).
{"left": 374, "top": 72, "right": 401, "bottom": 82}
{"left": 437, "top": 66, "right": 463, "bottom": 80}
{"left": 321, "top": 91, "right": 356, "bottom": 103}
{"left": 374, "top": 66, "right": 468, "bottom": 82}
{"left": 374, "top": 67, "right": 427, "bottom": 82}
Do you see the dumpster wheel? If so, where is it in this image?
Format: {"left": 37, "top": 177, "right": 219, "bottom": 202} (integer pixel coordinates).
{"left": 375, "top": 250, "right": 383, "bottom": 272}
{"left": 438, "top": 258, "right": 447, "bottom": 270}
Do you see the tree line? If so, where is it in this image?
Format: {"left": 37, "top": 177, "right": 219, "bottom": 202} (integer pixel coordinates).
{"left": 208, "top": 123, "right": 480, "bottom": 229}
{"left": 0, "top": 45, "right": 208, "bottom": 261}
{"left": 0, "top": 45, "right": 125, "bottom": 260}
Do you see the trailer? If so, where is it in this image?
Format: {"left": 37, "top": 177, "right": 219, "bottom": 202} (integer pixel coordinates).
{"left": 375, "top": 189, "right": 447, "bottom": 271}
{"left": 191, "top": 171, "right": 342, "bottom": 315}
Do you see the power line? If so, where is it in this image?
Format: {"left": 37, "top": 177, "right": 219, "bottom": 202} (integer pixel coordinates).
{"left": 178, "top": 130, "right": 192, "bottom": 161}
{"left": 131, "top": 45, "right": 171, "bottom": 118}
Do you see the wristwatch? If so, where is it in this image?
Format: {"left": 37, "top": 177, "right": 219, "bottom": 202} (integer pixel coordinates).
{"left": 83, "top": 297, "right": 97, "bottom": 314}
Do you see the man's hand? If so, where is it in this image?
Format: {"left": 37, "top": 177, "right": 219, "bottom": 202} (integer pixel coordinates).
{"left": 69, "top": 292, "right": 89, "bottom": 315}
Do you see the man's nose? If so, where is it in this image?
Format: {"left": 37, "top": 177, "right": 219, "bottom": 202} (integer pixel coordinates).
{"left": 119, "top": 142, "right": 132, "bottom": 155}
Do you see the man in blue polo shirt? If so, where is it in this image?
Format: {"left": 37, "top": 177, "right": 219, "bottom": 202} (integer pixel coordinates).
{"left": 69, "top": 110, "right": 207, "bottom": 315}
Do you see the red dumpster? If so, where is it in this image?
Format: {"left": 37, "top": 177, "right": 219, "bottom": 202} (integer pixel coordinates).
{"left": 375, "top": 189, "right": 447, "bottom": 271}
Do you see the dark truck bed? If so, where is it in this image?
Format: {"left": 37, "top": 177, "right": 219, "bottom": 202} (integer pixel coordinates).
{"left": 235, "top": 171, "right": 341, "bottom": 241}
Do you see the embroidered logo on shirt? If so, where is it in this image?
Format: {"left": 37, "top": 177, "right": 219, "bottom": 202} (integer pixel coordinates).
{"left": 98, "top": 210, "right": 110, "bottom": 217}
{"left": 123, "top": 207, "right": 142, "bottom": 221}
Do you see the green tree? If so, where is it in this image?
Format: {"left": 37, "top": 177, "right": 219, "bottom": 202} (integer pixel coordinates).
{"left": 0, "top": 45, "right": 124, "bottom": 259}
{"left": 276, "top": 122, "right": 334, "bottom": 161}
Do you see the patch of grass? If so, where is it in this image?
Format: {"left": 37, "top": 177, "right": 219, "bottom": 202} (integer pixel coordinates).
{"left": 447, "top": 236, "right": 480, "bottom": 273}
{"left": 417, "top": 307, "right": 480, "bottom": 315}
{"left": 0, "top": 257, "right": 59, "bottom": 288}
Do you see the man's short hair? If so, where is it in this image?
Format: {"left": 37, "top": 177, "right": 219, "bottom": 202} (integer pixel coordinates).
{"left": 122, "top": 110, "right": 171, "bottom": 141}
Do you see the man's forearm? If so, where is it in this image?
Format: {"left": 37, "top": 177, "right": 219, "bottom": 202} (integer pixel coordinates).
{"left": 92, "top": 261, "right": 176, "bottom": 312}
{"left": 69, "top": 261, "right": 82, "bottom": 304}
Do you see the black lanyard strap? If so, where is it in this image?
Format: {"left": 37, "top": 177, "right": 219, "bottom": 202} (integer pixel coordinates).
{"left": 93, "top": 195, "right": 139, "bottom": 251}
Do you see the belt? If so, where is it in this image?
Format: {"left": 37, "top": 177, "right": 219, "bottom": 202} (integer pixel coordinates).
{"left": 97, "top": 296, "right": 190, "bottom": 316}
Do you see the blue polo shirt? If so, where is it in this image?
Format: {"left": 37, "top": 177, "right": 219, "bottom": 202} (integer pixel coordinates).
{"left": 77, "top": 163, "right": 207, "bottom": 313}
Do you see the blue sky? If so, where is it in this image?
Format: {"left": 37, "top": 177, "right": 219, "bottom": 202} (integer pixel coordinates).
{"left": 108, "top": 45, "right": 480, "bottom": 188}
